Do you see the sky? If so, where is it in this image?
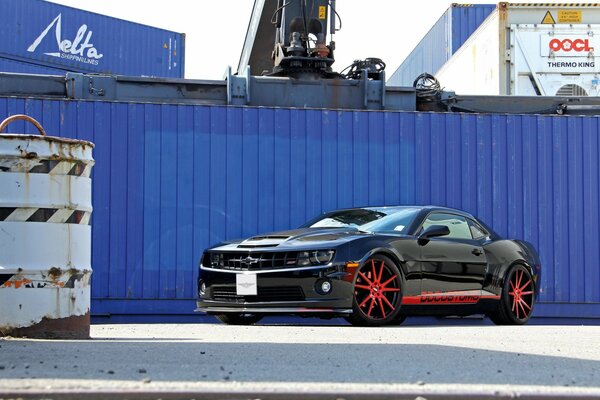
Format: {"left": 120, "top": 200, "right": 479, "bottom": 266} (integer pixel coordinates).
{"left": 46, "top": 0, "right": 495, "bottom": 80}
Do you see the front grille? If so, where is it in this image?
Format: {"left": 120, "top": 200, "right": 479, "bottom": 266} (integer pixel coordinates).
{"left": 205, "top": 251, "right": 305, "bottom": 271}
{"left": 211, "top": 286, "right": 305, "bottom": 302}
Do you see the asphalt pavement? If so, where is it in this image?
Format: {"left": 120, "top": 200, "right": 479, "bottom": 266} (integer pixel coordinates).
{"left": 1, "top": 318, "right": 599, "bottom": 399}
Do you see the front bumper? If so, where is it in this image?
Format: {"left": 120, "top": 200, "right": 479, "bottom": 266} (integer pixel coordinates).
{"left": 195, "top": 263, "right": 354, "bottom": 315}
{"left": 195, "top": 304, "right": 353, "bottom": 314}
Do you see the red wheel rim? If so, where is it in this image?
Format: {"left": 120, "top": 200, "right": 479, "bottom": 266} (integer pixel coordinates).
{"left": 354, "top": 259, "right": 401, "bottom": 320}
{"left": 508, "top": 268, "right": 534, "bottom": 320}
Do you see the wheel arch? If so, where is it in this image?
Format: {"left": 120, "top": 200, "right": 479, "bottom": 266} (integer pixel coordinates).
{"left": 497, "top": 260, "right": 536, "bottom": 293}
{"left": 487, "top": 239, "right": 540, "bottom": 298}
{"left": 354, "top": 246, "right": 407, "bottom": 283}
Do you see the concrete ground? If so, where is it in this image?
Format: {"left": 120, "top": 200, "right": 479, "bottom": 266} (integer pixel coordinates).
{"left": 1, "top": 318, "right": 600, "bottom": 399}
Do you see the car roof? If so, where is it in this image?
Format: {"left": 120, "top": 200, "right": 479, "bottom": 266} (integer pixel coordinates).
{"left": 339, "top": 205, "right": 475, "bottom": 218}
{"left": 416, "top": 205, "right": 474, "bottom": 218}
{"left": 316, "top": 205, "right": 501, "bottom": 239}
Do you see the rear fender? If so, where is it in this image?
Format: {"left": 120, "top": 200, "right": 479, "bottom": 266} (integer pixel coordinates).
{"left": 494, "top": 261, "right": 539, "bottom": 307}
{"left": 481, "top": 240, "right": 534, "bottom": 296}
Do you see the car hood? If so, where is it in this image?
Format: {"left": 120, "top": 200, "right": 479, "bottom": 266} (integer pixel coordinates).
{"left": 208, "top": 228, "right": 371, "bottom": 251}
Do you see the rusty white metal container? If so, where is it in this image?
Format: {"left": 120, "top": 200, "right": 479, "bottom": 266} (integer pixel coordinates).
{"left": 0, "top": 115, "right": 94, "bottom": 339}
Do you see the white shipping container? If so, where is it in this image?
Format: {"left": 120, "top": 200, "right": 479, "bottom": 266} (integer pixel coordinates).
{"left": 436, "top": 3, "right": 600, "bottom": 96}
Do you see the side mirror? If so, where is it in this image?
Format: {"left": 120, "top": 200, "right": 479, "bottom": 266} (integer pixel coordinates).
{"left": 417, "top": 224, "right": 450, "bottom": 246}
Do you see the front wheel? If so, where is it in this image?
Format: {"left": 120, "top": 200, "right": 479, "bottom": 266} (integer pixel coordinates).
{"left": 214, "top": 313, "right": 263, "bottom": 325}
{"left": 346, "top": 255, "right": 404, "bottom": 327}
{"left": 489, "top": 264, "right": 535, "bottom": 325}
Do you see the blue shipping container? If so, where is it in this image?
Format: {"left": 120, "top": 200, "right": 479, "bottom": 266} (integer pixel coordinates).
{"left": 0, "top": 98, "right": 599, "bottom": 319}
{"left": 388, "top": 4, "right": 495, "bottom": 86}
{"left": 0, "top": 0, "right": 185, "bottom": 78}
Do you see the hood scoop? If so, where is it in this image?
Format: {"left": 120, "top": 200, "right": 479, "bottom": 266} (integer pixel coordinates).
{"left": 237, "top": 235, "right": 290, "bottom": 248}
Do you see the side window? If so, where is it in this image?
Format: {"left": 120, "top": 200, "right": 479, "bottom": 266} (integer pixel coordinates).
{"left": 468, "top": 219, "right": 488, "bottom": 240}
{"left": 422, "top": 213, "right": 472, "bottom": 240}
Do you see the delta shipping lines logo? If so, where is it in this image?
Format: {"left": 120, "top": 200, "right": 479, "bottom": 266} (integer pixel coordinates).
{"left": 27, "top": 14, "right": 103, "bottom": 66}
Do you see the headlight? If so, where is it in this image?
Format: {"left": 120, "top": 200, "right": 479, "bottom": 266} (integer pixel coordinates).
{"left": 296, "top": 250, "right": 335, "bottom": 267}
{"left": 310, "top": 250, "right": 335, "bottom": 265}
{"left": 296, "top": 250, "right": 335, "bottom": 266}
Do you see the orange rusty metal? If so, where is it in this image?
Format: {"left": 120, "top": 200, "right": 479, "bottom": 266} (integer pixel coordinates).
{"left": 0, "top": 114, "right": 47, "bottom": 136}
{"left": 0, "top": 313, "right": 90, "bottom": 339}
{"left": 1, "top": 279, "right": 33, "bottom": 289}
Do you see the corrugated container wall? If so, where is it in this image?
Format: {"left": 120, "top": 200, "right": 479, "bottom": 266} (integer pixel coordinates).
{"left": 1, "top": 98, "right": 599, "bottom": 320}
{"left": 0, "top": 0, "right": 185, "bottom": 78}
{"left": 388, "top": 4, "right": 495, "bottom": 87}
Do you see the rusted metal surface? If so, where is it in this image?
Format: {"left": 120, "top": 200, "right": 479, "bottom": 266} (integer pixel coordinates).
{"left": 0, "top": 133, "right": 94, "bottom": 147}
{"left": 0, "top": 313, "right": 90, "bottom": 339}
{"left": 0, "top": 268, "right": 92, "bottom": 339}
{"left": 0, "top": 115, "right": 94, "bottom": 339}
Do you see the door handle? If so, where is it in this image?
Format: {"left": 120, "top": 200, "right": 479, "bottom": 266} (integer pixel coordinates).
{"left": 472, "top": 249, "right": 483, "bottom": 256}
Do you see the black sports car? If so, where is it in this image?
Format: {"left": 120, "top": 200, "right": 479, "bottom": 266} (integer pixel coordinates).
{"left": 196, "top": 206, "right": 541, "bottom": 326}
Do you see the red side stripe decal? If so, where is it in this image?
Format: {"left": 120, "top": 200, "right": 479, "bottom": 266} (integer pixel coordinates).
{"left": 402, "top": 293, "right": 500, "bottom": 305}
{"left": 402, "top": 296, "right": 422, "bottom": 304}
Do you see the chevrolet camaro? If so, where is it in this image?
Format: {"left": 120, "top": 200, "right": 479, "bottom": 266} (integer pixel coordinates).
{"left": 196, "top": 206, "right": 540, "bottom": 326}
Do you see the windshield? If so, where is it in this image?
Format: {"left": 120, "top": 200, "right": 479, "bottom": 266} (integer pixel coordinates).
{"left": 301, "top": 207, "right": 420, "bottom": 234}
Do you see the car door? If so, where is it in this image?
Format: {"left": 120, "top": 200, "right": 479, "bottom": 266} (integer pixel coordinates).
{"left": 418, "top": 212, "right": 487, "bottom": 299}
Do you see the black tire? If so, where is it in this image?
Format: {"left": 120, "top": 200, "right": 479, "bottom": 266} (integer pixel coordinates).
{"left": 346, "top": 254, "right": 404, "bottom": 327}
{"left": 489, "top": 264, "right": 535, "bottom": 325}
{"left": 214, "top": 313, "right": 263, "bottom": 325}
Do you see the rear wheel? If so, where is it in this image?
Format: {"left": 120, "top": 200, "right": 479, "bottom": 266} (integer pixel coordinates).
{"left": 489, "top": 264, "right": 534, "bottom": 325}
{"left": 214, "top": 313, "right": 263, "bottom": 325}
{"left": 346, "top": 255, "right": 403, "bottom": 327}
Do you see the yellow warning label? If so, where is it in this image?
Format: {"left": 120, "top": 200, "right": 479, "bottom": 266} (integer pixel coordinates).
{"left": 541, "top": 11, "right": 556, "bottom": 24}
{"left": 558, "top": 10, "right": 582, "bottom": 23}
{"left": 319, "top": 6, "right": 326, "bottom": 19}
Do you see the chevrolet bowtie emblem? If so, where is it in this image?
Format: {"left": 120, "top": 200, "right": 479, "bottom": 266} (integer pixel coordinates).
{"left": 241, "top": 256, "right": 259, "bottom": 267}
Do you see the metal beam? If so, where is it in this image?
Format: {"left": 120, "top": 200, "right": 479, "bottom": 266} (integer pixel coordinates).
{"left": 237, "top": 0, "right": 279, "bottom": 76}
{"left": 0, "top": 72, "right": 66, "bottom": 98}
{"left": 1, "top": 71, "right": 416, "bottom": 111}
{"left": 439, "top": 92, "right": 600, "bottom": 115}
